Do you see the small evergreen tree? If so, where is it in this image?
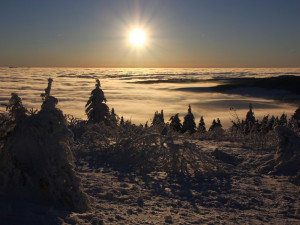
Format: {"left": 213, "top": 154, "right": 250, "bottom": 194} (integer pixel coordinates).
{"left": 267, "top": 115, "right": 276, "bottom": 131}
{"left": 110, "top": 108, "right": 119, "bottom": 126}
{"left": 152, "top": 110, "right": 165, "bottom": 126}
{"left": 182, "top": 105, "right": 196, "bottom": 134}
{"left": 217, "top": 118, "right": 222, "bottom": 128}
{"left": 245, "top": 104, "right": 255, "bottom": 134}
{"left": 5, "top": 93, "right": 26, "bottom": 121}
{"left": 197, "top": 116, "right": 206, "bottom": 133}
{"left": 291, "top": 105, "right": 300, "bottom": 128}
{"left": 209, "top": 118, "right": 222, "bottom": 131}
{"left": 85, "top": 79, "right": 110, "bottom": 123}
{"left": 209, "top": 119, "right": 217, "bottom": 131}
{"left": 120, "top": 116, "right": 124, "bottom": 125}
{"left": 169, "top": 113, "right": 182, "bottom": 132}
{"left": 260, "top": 115, "right": 270, "bottom": 133}
{"left": 278, "top": 113, "right": 287, "bottom": 126}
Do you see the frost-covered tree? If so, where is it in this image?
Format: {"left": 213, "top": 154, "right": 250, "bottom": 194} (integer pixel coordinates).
{"left": 5, "top": 93, "right": 26, "bottom": 121}
{"left": 0, "top": 79, "right": 89, "bottom": 211}
{"left": 85, "top": 79, "right": 110, "bottom": 123}
{"left": 182, "top": 105, "right": 196, "bottom": 134}
{"left": 169, "top": 113, "right": 182, "bottom": 132}
{"left": 197, "top": 116, "right": 206, "bottom": 133}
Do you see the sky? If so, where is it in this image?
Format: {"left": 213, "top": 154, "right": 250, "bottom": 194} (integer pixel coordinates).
{"left": 0, "top": 0, "right": 300, "bottom": 68}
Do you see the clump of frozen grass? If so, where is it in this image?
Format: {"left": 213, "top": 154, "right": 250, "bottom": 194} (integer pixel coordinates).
{"left": 0, "top": 79, "right": 89, "bottom": 211}
{"left": 77, "top": 121, "right": 227, "bottom": 178}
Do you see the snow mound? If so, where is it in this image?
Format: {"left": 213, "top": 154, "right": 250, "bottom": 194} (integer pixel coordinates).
{"left": 259, "top": 126, "right": 300, "bottom": 177}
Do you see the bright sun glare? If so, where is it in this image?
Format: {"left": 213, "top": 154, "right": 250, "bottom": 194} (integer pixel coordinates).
{"left": 130, "top": 29, "right": 146, "bottom": 47}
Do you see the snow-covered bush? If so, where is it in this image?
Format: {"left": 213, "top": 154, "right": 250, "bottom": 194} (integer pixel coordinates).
{"left": 0, "top": 79, "right": 89, "bottom": 211}
{"left": 259, "top": 126, "right": 300, "bottom": 178}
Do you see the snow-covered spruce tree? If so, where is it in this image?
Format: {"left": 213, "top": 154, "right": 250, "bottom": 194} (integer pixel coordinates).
{"left": 169, "top": 113, "right": 182, "bottom": 132}
{"left": 197, "top": 116, "right": 206, "bottom": 133}
{"left": 182, "top": 105, "right": 196, "bottom": 134}
{"left": 0, "top": 78, "right": 89, "bottom": 211}
{"left": 85, "top": 79, "right": 110, "bottom": 124}
{"left": 5, "top": 93, "right": 27, "bottom": 122}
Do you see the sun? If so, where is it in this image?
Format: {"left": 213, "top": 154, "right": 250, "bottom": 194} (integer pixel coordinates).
{"left": 130, "top": 29, "right": 146, "bottom": 47}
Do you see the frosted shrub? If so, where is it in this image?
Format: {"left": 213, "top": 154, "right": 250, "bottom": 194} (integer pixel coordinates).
{"left": 260, "top": 126, "right": 300, "bottom": 178}
{"left": 80, "top": 120, "right": 226, "bottom": 178}
{"left": 0, "top": 79, "right": 89, "bottom": 211}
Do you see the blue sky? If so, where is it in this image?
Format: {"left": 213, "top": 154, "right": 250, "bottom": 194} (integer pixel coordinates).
{"left": 0, "top": 0, "right": 299, "bottom": 67}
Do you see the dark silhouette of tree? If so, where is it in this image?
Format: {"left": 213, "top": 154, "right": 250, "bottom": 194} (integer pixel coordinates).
{"left": 217, "top": 118, "right": 222, "bottom": 128}
{"left": 110, "top": 108, "right": 119, "bottom": 126}
{"left": 169, "top": 113, "right": 182, "bottom": 132}
{"left": 292, "top": 106, "right": 300, "bottom": 120}
{"left": 182, "top": 105, "right": 196, "bottom": 134}
{"left": 291, "top": 105, "right": 300, "bottom": 128}
{"left": 244, "top": 104, "right": 255, "bottom": 134}
{"left": 85, "top": 79, "right": 110, "bottom": 123}
{"left": 278, "top": 113, "right": 287, "bottom": 126}
{"left": 209, "top": 120, "right": 217, "bottom": 131}
{"left": 120, "top": 116, "right": 124, "bottom": 125}
{"left": 152, "top": 110, "right": 164, "bottom": 126}
{"left": 260, "top": 115, "right": 270, "bottom": 133}
{"left": 267, "top": 115, "right": 276, "bottom": 131}
{"left": 160, "top": 109, "right": 164, "bottom": 124}
{"left": 209, "top": 118, "right": 222, "bottom": 131}
{"left": 5, "top": 93, "right": 26, "bottom": 121}
{"left": 198, "top": 116, "right": 206, "bottom": 133}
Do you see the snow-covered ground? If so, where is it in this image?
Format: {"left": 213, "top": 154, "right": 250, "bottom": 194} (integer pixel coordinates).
{"left": 0, "top": 137, "right": 299, "bottom": 225}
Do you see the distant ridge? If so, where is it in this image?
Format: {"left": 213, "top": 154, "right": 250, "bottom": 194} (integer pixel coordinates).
{"left": 212, "top": 75, "right": 300, "bottom": 95}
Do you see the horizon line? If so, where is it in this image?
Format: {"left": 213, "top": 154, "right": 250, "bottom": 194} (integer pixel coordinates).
{"left": 2, "top": 66, "right": 300, "bottom": 69}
